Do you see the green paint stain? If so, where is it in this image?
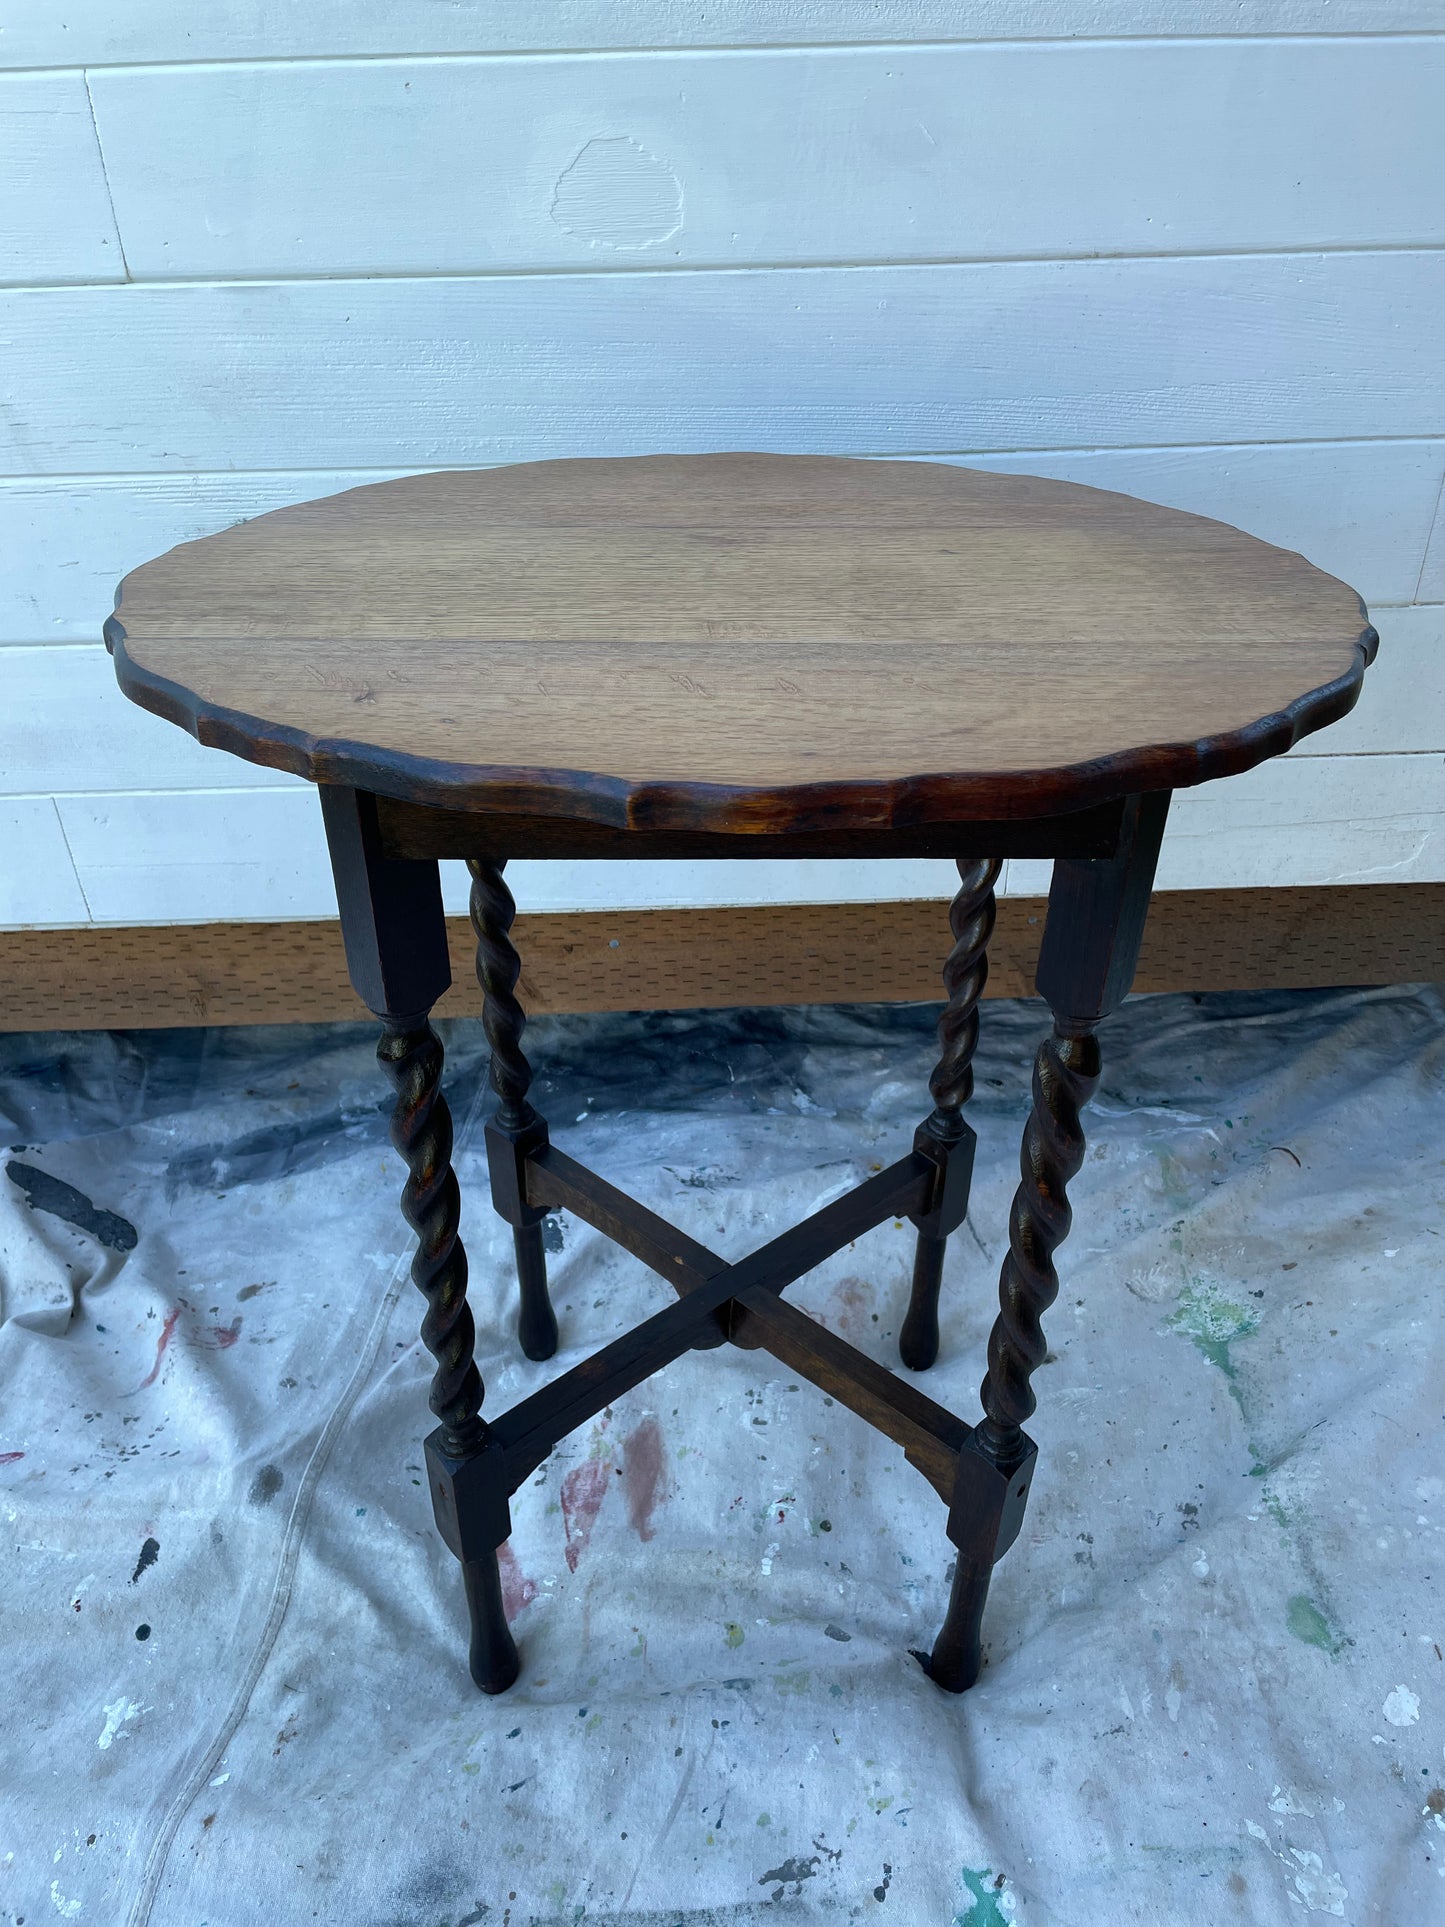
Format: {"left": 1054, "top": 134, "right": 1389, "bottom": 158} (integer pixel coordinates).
{"left": 757, "top": 1813, "right": 772, "bottom": 1828}
{"left": 461, "top": 1761, "right": 480, "bottom": 1776}
{"left": 1287, "top": 1594, "right": 1342, "bottom": 1656}
{"left": 774, "top": 1669, "right": 811, "bottom": 1695}
{"left": 868, "top": 1794, "right": 894, "bottom": 1814}
{"left": 724, "top": 1621, "right": 745, "bottom": 1649}
{"left": 1166, "top": 1282, "right": 1259, "bottom": 1380}
{"left": 954, "top": 1867, "right": 1013, "bottom": 1926}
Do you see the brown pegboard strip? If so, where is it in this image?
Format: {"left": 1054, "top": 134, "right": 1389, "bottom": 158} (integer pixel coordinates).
{"left": 0, "top": 886, "right": 1439, "bottom": 1032}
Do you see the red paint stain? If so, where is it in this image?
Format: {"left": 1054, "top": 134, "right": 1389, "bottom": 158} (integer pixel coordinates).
{"left": 621, "top": 1417, "right": 668, "bottom": 1543}
{"left": 560, "top": 1458, "right": 612, "bottom": 1573}
{"left": 0, "top": 1451, "right": 23, "bottom": 1467}
{"left": 829, "top": 1276, "right": 870, "bottom": 1336}
{"left": 208, "top": 1318, "right": 242, "bottom": 1350}
{"left": 132, "top": 1308, "right": 181, "bottom": 1392}
{"left": 497, "top": 1542, "right": 537, "bottom": 1622}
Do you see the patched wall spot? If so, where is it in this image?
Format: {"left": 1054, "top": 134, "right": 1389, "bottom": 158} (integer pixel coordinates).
{"left": 551, "top": 137, "right": 682, "bottom": 250}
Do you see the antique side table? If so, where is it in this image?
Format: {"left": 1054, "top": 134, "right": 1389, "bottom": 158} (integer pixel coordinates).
{"left": 107, "top": 454, "right": 1375, "bottom": 1696}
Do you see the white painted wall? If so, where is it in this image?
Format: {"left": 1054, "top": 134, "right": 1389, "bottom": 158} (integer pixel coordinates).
{"left": 2, "top": 5, "right": 1442, "bottom": 931}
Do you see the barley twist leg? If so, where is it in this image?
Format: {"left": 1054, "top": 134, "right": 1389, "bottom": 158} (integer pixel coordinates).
{"left": 900, "top": 856, "right": 1000, "bottom": 1372}
{"left": 469, "top": 857, "right": 558, "bottom": 1363}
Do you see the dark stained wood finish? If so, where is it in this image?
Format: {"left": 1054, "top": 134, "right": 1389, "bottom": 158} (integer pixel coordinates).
{"left": 318, "top": 784, "right": 451, "bottom": 1019}
{"left": 729, "top": 1289, "right": 970, "bottom": 1503}
{"left": 495, "top": 1147, "right": 936, "bottom": 1488}
{"left": 526, "top": 1144, "right": 730, "bottom": 1294}
{"left": 322, "top": 787, "right": 520, "bottom": 1693}
{"left": 900, "top": 856, "right": 998, "bottom": 1374}
{"left": 467, "top": 854, "right": 559, "bottom": 1364}
{"left": 980, "top": 793, "right": 1169, "bottom": 1463}
{"left": 374, "top": 796, "right": 1130, "bottom": 862}
{"left": 927, "top": 796, "right": 1168, "bottom": 1692}
{"left": 107, "top": 454, "right": 1375, "bottom": 832}
{"left": 103, "top": 453, "right": 1391, "bottom": 1698}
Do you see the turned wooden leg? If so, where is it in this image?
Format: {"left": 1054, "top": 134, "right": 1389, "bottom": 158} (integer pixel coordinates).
{"left": 380, "top": 1020, "right": 520, "bottom": 1694}
{"left": 927, "top": 1542, "right": 995, "bottom": 1694}
{"left": 925, "top": 793, "right": 1172, "bottom": 1691}
{"left": 321, "top": 785, "right": 520, "bottom": 1694}
{"left": 972, "top": 1023, "right": 1100, "bottom": 1465}
{"left": 900, "top": 856, "right": 999, "bottom": 1371}
{"left": 463, "top": 1554, "right": 523, "bottom": 1694}
{"left": 925, "top": 1024, "right": 1098, "bottom": 1691}
{"left": 469, "top": 857, "right": 559, "bottom": 1364}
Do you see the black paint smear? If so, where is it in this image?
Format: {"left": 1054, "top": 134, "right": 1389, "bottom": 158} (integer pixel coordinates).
{"left": 874, "top": 1863, "right": 892, "bottom": 1903}
{"left": 247, "top": 1464, "right": 283, "bottom": 1508}
{"left": 5, "top": 1160, "right": 138, "bottom": 1252}
{"left": 135, "top": 1624, "right": 151, "bottom": 1642}
{"left": 759, "top": 1854, "right": 820, "bottom": 1897}
{"left": 130, "top": 1536, "right": 160, "bottom": 1584}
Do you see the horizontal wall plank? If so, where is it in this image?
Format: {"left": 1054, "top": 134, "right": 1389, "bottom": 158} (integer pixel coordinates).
{"left": 0, "top": 469, "right": 410, "bottom": 643}
{"left": 1419, "top": 480, "right": 1445, "bottom": 601}
{"left": 958, "top": 441, "right": 1445, "bottom": 610}
{"left": 4, "top": 442, "right": 1436, "bottom": 644}
{"left": 0, "top": 885, "right": 1439, "bottom": 1032}
{"left": 6, "top": 5, "right": 1440, "bottom": 70}
{"left": 0, "top": 799, "right": 89, "bottom": 925}
{"left": 86, "top": 40, "right": 1445, "bottom": 282}
{"left": 3, "top": 252, "right": 1441, "bottom": 477}
{"left": 5, "top": 750, "right": 1436, "bottom": 931}
{"left": 0, "top": 645, "right": 304, "bottom": 792}
{"left": 45, "top": 788, "right": 970, "bottom": 928}
{"left": 1163, "top": 754, "right": 1445, "bottom": 886}
{"left": 0, "top": 72, "right": 123, "bottom": 285}
{"left": 1007, "top": 753, "right": 1445, "bottom": 893}
{"left": 1288, "top": 605, "right": 1445, "bottom": 757}
{"left": 51, "top": 788, "right": 336, "bottom": 925}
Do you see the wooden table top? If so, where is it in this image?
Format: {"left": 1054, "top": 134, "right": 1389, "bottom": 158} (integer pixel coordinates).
{"left": 108, "top": 453, "right": 1374, "bottom": 832}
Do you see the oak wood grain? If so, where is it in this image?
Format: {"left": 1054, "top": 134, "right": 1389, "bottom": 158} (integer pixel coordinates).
{"left": 108, "top": 454, "right": 1374, "bottom": 831}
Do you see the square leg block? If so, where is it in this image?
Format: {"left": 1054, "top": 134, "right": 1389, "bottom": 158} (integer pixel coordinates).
{"left": 425, "top": 1428, "right": 513, "bottom": 1562}
{"left": 946, "top": 1430, "right": 1038, "bottom": 1566}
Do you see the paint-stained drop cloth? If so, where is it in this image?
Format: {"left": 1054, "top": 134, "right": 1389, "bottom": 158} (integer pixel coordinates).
{"left": 0, "top": 986, "right": 1442, "bottom": 1924}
